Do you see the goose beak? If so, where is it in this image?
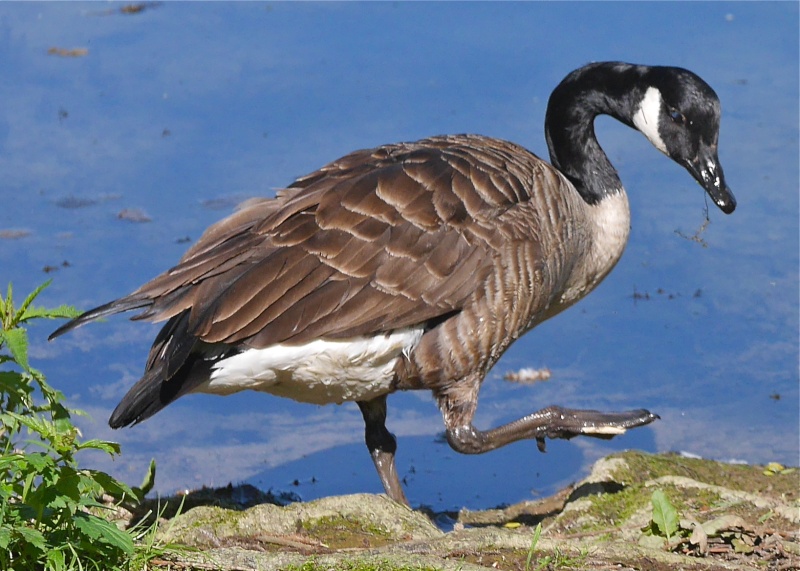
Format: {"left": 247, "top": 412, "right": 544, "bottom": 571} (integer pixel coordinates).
{"left": 684, "top": 145, "right": 736, "bottom": 214}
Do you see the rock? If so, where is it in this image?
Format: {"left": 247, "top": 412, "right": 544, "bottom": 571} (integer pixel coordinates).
{"left": 161, "top": 493, "right": 442, "bottom": 550}
{"left": 146, "top": 452, "right": 799, "bottom": 571}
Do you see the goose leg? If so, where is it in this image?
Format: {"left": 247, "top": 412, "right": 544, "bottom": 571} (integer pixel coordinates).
{"left": 437, "top": 386, "right": 658, "bottom": 455}
{"left": 357, "top": 396, "right": 409, "bottom": 506}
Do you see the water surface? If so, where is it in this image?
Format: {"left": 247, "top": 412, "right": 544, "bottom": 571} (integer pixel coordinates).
{"left": 1, "top": 2, "right": 797, "bottom": 510}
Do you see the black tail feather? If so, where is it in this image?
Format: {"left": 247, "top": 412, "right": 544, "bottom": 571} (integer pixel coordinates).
{"left": 48, "top": 296, "right": 151, "bottom": 340}
{"left": 109, "top": 364, "right": 170, "bottom": 428}
{"left": 108, "top": 350, "right": 212, "bottom": 428}
{"left": 109, "top": 311, "right": 211, "bottom": 429}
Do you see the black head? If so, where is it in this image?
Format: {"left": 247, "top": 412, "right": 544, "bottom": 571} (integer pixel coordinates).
{"left": 634, "top": 66, "right": 736, "bottom": 214}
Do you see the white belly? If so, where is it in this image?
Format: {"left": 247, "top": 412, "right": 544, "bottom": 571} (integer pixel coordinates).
{"left": 194, "top": 327, "right": 425, "bottom": 405}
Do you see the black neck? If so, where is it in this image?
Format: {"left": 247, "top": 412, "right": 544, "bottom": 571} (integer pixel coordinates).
{"left": 545, "top": 62, "right": 648, "bottom": 205}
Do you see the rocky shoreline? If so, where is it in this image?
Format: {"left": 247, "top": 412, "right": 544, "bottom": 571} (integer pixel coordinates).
{"left": 135, "top": 451, "right": 798, "bottom": 570}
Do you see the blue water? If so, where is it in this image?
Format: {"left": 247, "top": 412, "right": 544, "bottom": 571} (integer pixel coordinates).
{"left": 1, "top": 2, "right": 797, "bottom": 510}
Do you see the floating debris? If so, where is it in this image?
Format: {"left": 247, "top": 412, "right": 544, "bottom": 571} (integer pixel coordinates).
{"left": 117, "top": 208, "right": 152, "bottom": 223}
{"left": 656, "top": 288, "right": 679, "bottom": 300}
{"left": 675, "top": 211, "right": 711, "bottom": 248}
{"left": 503, "top": 367, "right": 551, "bottom": 384}
{"left": 47, "top": 47, "right": 88, "bottom": 58}
{"left": 0, "top": 229, "right": 31, "bottom": 239}
{"left": 56, "top": 195, "right": 97, "bottom": 209}
{"left": 120, "top": 2, "right": 162, "bottom": 15}
{"left": 633, "top": 287, "right": 701, "bottom": 302}
{"left": 55, "top": 194, "right": 121, "bottom": 208}
{"left": 92, "top": 2, "right": 162, "bottom": 16}
{"left": 43, "top": 260, "right": 72, "bottom": 274}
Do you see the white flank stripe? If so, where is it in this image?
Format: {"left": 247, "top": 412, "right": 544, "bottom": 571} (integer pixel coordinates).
{"left": 633, "top": 86, "right": 667, "bottom": 153}
{"left": 195, "top": 327, "right": 425, "bottom": 405}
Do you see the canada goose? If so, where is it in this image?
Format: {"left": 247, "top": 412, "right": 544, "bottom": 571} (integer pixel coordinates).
{"left": 51, "top": 62, "right": 735, "bottom": 506}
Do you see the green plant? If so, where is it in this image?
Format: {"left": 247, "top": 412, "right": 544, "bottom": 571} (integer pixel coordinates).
{"left": 646, "top": 489, "right": 680, "bottom": 547}
{"left": 524, "top": 522, "right": 587, "bottom": 571}
{"left": 525, "top": 522, "right": 542, "bottom": 571}
{"left": 0, "top": 281, "right": 141, "bottom": 569}
{"left": 125, "top": 494, "right": 188, "bottom": 570}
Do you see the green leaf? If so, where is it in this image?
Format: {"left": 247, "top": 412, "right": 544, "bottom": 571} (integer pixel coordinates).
{"left": 18, "top": 304, "right": 83, "bottom": 324}
{"left": 138, "top": 458, "right": 157, "bottom": 498}
{"left": 21, "top": 471, "right": 36, "bottom": 502}
{"left": 0, "top": 328, "right": 29, "bottom": 372}
{"left": 16, "top": 280, "right": 51, "bottom": 321}
{"left": 15, "top": 525, "right": 47, "bottom": 552}
{"left": 76, "top": 439, "right": 121, "bottom": 455}
{"left": 22, "top": 452, "right": 54, "bottom": 473}
{"left": 1, "top": 283, "right": 13, "bottom": 326}
{"left": 90, "top": 470, "right": 136, "bottom": 500}
{"left": 73, "top": 512, "right": 134, "bottom": 554}
{"left": 0, "top": 370, "right": 34, "bottom": 416}
{"left": 651, "top": 489, "right": 679, "bottom": 544}
{"left": 53, "top": 469, "right": 82, "bottom": 503}
{"left": 11, "top": 413, "right": 56, "bottom": 442}
{"left": 0, "top": 369, "right": 28, "bottom": 389}
{"left": 45, "top": 546, "right": 67, "bottom": 569}
{"left": 525, "top": 522, "right": 543, "bottom": 571}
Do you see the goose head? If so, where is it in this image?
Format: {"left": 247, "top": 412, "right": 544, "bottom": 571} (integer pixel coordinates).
{"left": 633, "top": 67, "right": 736, "bottom": 214}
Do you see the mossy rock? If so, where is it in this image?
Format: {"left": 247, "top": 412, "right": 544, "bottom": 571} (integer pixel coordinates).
{"left": 160, "top": 493, "right": 442, "bottom": 551}
{"left": 544, "top": 451, "right": 798, "bottom": 567}
{"left": 148, "top": 452, "right": 798, "bottom": 571}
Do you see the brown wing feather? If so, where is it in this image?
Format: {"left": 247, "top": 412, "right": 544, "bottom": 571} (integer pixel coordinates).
{"left": 64, "top": 135, "right": 549, "bottom": 351}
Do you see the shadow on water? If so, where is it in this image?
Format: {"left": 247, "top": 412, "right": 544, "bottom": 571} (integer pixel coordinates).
{"left": 245, "top": 428, "right": 658, "bottom": 512}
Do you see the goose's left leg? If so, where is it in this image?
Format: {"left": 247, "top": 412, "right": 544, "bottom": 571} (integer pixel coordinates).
{"left": 357, "top": 395, "right": 409, "bottom": 506}
{"left": 435, "top": 377, "right": 658, "bottom": 455}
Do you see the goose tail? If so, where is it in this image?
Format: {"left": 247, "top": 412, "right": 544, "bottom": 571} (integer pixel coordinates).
{"left": 109, "top": 310, "right": 206, "bottom": 428}
{"left": 48, "top": 296, "right": 151, "bottom": 340}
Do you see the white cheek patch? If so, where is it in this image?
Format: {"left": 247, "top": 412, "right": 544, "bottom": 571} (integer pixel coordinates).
{"left": 633, "top": 86, "right": 668, "bottom": 154}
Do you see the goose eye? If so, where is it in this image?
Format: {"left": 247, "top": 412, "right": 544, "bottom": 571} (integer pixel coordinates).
{"left": 668, "top": 108, "right": 686, "bottom": 125}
